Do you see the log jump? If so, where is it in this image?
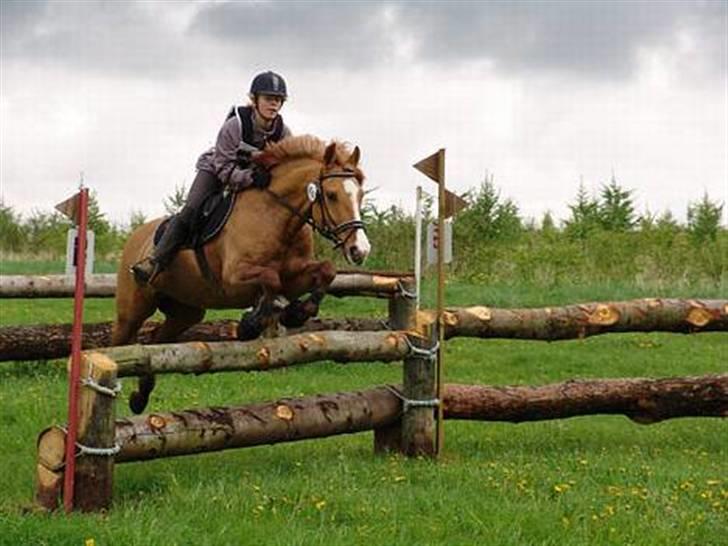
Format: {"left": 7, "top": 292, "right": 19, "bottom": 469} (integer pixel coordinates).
{"left": 4, "top": 298, "right": 726, "bottom": 362}
{"left": 36, "top": 366, "right": 727, "bottom": 511}
{"left": 19, "top": 269, "right": 725, "bottom": 513}
{"left": 0, "top": 271, "right": 414, "bottom": 299}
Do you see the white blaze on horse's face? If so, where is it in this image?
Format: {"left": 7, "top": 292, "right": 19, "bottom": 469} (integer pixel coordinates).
{"left": 342, "top": 178, "right": 371, "bottom": 265}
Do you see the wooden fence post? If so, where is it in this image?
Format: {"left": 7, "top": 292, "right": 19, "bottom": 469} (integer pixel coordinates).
{"left": 401, "top": 320, "right": 439, "bottom": 456}
{"left": 73, "top": 352, "right": 118, "bottom": 511}
{"left": 388, "top": 277, "right": 417, "bottom": 331}
{"left": 375, "top": 318, "right": 439, "bottom": 456}
{"left": 375, "top": 280, "right": 419, "bottom": 455}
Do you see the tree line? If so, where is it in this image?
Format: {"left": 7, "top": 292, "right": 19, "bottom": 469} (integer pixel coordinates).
{"left": 1, "top": 176, "right": 725, "bottom": 287}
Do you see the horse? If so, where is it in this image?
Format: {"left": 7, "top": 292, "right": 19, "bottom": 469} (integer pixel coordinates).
{"left": 112, "top": 135, "right": 371, "bottom": 414}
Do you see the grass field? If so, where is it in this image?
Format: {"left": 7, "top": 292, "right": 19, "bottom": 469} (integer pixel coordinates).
{"left": 0, "top": 268, "right": 726, "bottom": 546}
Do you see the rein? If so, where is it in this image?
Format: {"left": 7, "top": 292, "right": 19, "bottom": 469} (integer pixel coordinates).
{"left": 264, "top": 169, "right": 366, "bottom": 249}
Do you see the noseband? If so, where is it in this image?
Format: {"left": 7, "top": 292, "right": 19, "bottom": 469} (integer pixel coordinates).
{"left": 265, "top": 169, "right": 367, "bottom": 249}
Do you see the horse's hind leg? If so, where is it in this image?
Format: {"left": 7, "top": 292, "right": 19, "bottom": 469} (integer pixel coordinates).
{"left": 129, "top": 298, "right": 205, "bottom": 414}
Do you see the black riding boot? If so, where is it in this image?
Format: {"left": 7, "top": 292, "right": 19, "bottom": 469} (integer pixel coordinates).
{"left": 131, "top": 212, "right": 191, "bottom": 284}
{"left": 131, "top": 170, "right": 221, "bottom": 284}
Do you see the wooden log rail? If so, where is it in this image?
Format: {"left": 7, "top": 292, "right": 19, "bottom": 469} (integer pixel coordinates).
{"left": 0, "top": 271, "right": 413, "bottom": 299}
{"left": 98, "top": 331, "right": 411, "bottom": 378}
{"left": 430, "top": 298, "right": 728, "bottom": 340}
{"left": 36, "top": 373, "right": 728, "bottom": 511}
{"left": 3, "top": 298, "right": 726, "bottom": 362}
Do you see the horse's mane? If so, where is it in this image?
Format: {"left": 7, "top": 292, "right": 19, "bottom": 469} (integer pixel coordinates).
{"left": 263, "top": 134, "right": 356, "bottom": 166}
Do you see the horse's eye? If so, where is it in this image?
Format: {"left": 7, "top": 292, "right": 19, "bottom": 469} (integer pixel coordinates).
{"left": 326, "top": 192, "right": 337, "bottom": 202}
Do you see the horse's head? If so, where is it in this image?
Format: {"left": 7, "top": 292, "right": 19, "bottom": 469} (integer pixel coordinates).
{"left": 308, "top": 142, "right": 371, "bottom": 265}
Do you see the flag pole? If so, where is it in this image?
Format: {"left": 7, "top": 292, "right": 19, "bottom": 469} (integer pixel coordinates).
{"left": 414, "top": 186, "right": 423, "bottom": 310}
{"left": 63, "top": 186, "right": 89, "bottom": 513}
{"left": 435, "top": 149, "right": 445, "bottom": 455}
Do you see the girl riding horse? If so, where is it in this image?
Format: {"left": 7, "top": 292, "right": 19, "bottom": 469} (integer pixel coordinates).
{"left": 114, "top": 135, "right": 371, "bottom": 414}
{"left": 132, "top": 71, "right": 293, "bottom": 284}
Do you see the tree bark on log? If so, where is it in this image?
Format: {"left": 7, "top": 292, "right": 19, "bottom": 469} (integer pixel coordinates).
{"left": 0, "top": 274, "right": 117, "bottom": 298}
{"left": 443, "top": 374, "right": 728, "bottom": 424}
{"left": 115, "top": 387, "right": 401, "bottom": 463}
{"left": 109, "top": 374, "right": 727, "bottom": 464}
{"left": 427, "top": 298, "right": 728, "bottom": 340}
{"left": 0, "top": 318, "right": 388, "bottom": 362}
{"left": 0, "top": 272, "right": 414, "bottom": 299}
{"left": 100, "top": 330, "right": 410, "bottom": 378}
{"left": 3, "top": 299, "right": 725, "bottom": 363}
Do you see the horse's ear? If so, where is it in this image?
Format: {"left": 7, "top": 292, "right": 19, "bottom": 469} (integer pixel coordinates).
{"left": 323, "top": 142, "right": 337, "bottom": 166}
{"left": 346, "top": 146, "right": 360, "bottom": 168}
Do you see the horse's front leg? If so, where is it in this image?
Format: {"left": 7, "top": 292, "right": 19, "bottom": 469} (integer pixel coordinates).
{"left": 227, "top": 265, "right": 283, "bottom": 341}
{"left": 279, "top": 260, "right": 336, "bottom": 328}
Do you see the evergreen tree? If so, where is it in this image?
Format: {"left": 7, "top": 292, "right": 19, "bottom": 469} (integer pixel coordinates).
{"left": 564, "top": 182, "right": 600, "bottom": 240}
{"left": 598, "top": 175, "right": 636, "bottom": 231}
{"left": 86, "top": 191, "right": 112, "bottom": 238}
{"left": 459, "top": 172, "right": 521, "bottom": 240}
{"left": 541, "top": 211, "right": 556, "bottom": 233}
{"left": 687, "top": 192, "right": 723, "bottom": 242}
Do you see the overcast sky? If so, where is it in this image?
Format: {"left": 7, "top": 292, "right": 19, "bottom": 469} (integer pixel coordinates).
{"left": 1, "top": 0, "right": 726, "bottom": 225}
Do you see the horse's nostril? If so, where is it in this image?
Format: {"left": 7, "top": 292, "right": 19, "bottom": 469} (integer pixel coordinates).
{"left": 350, "top": 246, "right": 363, "bottom": 264}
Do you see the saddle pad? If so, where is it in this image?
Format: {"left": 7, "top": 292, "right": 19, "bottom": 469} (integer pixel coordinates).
{"left": 154, "top": 190, "right": 237, "bottom": 249}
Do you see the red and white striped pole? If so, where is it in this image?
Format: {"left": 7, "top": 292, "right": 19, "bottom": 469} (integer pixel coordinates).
{"left": 63, "top": 187, "right": 89, "bottom": 513}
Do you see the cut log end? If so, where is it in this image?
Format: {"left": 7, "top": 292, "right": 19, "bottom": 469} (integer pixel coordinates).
{"left": 35, "top": 427, "right": 67, "bottom": 511}
{"left": 686, "top": 307, "right": 712, "bottom": 328}
{"left": 588, "top": 304, "right": 620, "bottom": 326}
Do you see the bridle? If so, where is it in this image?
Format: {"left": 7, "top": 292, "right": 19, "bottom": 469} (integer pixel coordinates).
{"left": 264, "top": 168, "right": 367, "bottom": 249}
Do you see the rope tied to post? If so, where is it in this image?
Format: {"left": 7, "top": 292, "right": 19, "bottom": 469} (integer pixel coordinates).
{"left": 385, "top": 385, "right": 440, "bottom": 414}
{"left": 403, "top": 336, "right": 439, "bottom": 361}
{"left": 81, "top": 376, "right": 122, "bottom": 398}
{"left": 55, "top": 424, "right": 121, "bottom": 461}
{"left": 396, "top": 279, "right": 417, "bottom": 300}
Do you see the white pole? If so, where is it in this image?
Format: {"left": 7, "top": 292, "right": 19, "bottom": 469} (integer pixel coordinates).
{"left": 414, "top": 185, "right": 423, "bottom": 309}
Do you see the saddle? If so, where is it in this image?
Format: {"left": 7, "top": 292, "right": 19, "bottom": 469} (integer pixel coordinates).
{"left": 154, "top": 189, "right": 237, "bottom": 278}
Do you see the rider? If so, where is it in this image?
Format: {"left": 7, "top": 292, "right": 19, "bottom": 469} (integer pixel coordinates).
{"left": 132, "top": 71, "right": 292, "bottom": 284}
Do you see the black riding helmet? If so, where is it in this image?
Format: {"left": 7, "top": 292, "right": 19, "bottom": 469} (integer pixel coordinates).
{"left": 250, "top": 71, "right": 288, "bottom": 99}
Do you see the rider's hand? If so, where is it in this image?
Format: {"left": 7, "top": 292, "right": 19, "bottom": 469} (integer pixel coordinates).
{"left": 251, "top": 167, "right": 271, "bottom": 189}
{"left": 235, "top": 149, "right": 252, "bottom": 168}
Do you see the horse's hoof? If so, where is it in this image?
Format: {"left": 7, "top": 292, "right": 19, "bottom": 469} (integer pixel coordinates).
{"left": 238, "top": 315, "right": 263, "bottom": 341}
{"left": 279, "top": 301, "right": 309, "bottom": 328}
{"left": 129, "top": 391, "right": 149, "bottom": 414}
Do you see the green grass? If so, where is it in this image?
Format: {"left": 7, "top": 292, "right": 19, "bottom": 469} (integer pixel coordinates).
{"left": 0, "top": 269, "right": 726, "bottom": 545}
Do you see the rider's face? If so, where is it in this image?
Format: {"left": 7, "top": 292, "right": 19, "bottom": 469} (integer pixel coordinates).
{"left": 255, "top": 94, "right": 284, "bottom": 122}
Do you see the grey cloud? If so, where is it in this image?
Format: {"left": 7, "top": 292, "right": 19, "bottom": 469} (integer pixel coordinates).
{"left": 0, "top": 0, "right": 191, "bottom": 76}
{"left": 394, "top": 0, "right": 727, "bottom": 78}
{"left": 190, "top": 0, "right": 728, "bottom": 78}
{"left": 188, "top": 1, "right": 397, "bottom": 66}
{"left": 1, "top": 0, "right": 725, "bottom": 80}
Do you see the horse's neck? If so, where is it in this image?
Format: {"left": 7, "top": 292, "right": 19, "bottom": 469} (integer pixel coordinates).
{"left": 271, "top": 159, "right": 321, "bottom": 203}
{"left": 224, "top": 159, "right": 320, "bottom": 250}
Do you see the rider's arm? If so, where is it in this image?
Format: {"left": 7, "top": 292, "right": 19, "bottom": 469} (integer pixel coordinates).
{"left": 210, "top": 117, "right": 257, "bottom": 190}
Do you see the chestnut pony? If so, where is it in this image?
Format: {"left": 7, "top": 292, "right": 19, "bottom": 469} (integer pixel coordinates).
{"left": 113, "top": 135, "right": 370, "bottom": 413}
